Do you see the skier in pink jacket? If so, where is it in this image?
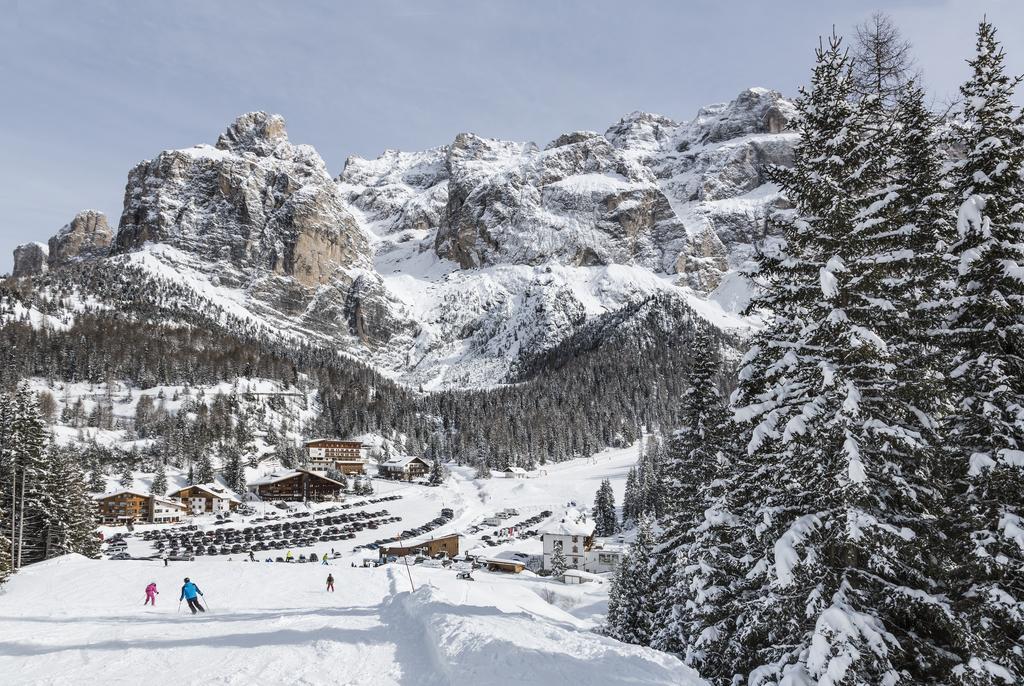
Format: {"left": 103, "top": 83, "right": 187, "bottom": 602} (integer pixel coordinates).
{"left": 144, "top": 582, "right": 159, "bottom": 606}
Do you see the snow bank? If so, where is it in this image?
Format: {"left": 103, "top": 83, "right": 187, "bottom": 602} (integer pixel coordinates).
{"left": 384, "top": 577, "right": 702, "bottom": 685}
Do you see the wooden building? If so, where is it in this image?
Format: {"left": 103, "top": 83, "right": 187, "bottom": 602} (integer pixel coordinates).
{"left": 247, "top": 469, "right": 345, "bottom": 502}
{"left": 378, "top": 456, "right": 432, "bottom": 481}
{"left": 95, "top": 490, "right": 151, "bottom": 525}
{"left": 483, "top": 553, "right": 528, "bottom": 573}
{"left": 167, "top": 484, "right": 241, "bottom": 515}
{"left": 379, "top": 533, "right": 460, "bottom": 559}
{"left": 305, "top": 439, "right": 365, "bottom": 474}
{"left": 95, "top": 490, "right": 187, "bottom": 525}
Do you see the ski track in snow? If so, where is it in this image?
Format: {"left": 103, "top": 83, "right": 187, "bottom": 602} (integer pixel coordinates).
{"left": 0, "top": 446, "right": 701, "bottom": 686}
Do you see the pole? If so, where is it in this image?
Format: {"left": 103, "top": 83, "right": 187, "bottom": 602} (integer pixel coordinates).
{"left": 177, "top": 600, "right": 181, "bottom": 614}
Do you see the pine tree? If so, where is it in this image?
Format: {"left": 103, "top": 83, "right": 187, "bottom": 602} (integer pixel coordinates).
{"left": 651, "top": 327, "right": 738, "bottom": 657}
{"left": 222, "top": 445, "right": 246, "bottom": 495}
{"left": 193, "top": 452, "right": 214, "bottom": 485}
{"left": 119, "top": 465, "right": 134, "bottom": 489}
{"left": 592, "top": 479, "right": 617, "bottom": 536}
{"left": 622, "top": 466, "right": 639, "bottom": 523}
{"left": 605, "top": 515, "right": 656, "bottom": 646}
{"left": 427, "top": 456, "right": 446, "bottom": 486}
{"left": 150, "top": 460, "right": 167, "bottom": 496}
{"left": 709, "top": 33, "right": 963, "bottom": 683}
{"left": 944, "top": 20, "right": 1024, "bottom": 683}
{"left": 549, "top": 542, "right": 568, "bottom": 578}
{"left": 43, "top": 446, "right": 100, "bottom": 560}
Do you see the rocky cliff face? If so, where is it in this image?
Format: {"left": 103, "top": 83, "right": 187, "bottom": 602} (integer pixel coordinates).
{"left": 11, "top": 89, "right": 796, "bottom": 388}
{"left": 113, "top": 112, "right": 371, "bottom": 288}
{"left": 12, "top": 243, "right": 48, "bottom": 278}
{"left": 49, "top": 210, "right": 113, "bottom": 266}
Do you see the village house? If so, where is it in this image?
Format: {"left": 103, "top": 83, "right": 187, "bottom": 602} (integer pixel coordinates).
{"left": 167, "top": 484, "right": 242, "bottom": 515}
{"left": 482, "top": 550, "right": 530, "bottom": 573}
{"left": 378, "top": 455, "right": 431, "bottom": 481}
{"left": 379, "top": 533, "right": 460, "bottom": 560}
{"left": 151, "top": 495, "right": 188, "bottom": 524}
{"left": 95, "top": 490, "right": 188, "bottom": 525}
{"left": 247, "top": 469, "right": 345, "bottom": 502}
{"left": 584, "top": 543, "right": 626, "bottom": 574}
{"left": 305, "top": 438, "right": 366, "bottom": 475}
{"left": 541, "top": 510, "right": 596, "bottom": 572}
{"left": 499, "top": 466, "right": 529, "bottom": 479}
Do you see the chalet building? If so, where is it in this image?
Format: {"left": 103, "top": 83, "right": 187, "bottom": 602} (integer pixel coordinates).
{"left": 500, "top": 467, "right": 529, "bottom": 479}
{"left": 541, "top": 510, "right": 596, "bottom": 571}
{"left": 167, "top": 484, "right": 241, "bottom": 515}
{"left": 379, "top": 533, "right": 460, "bottom": 560}
{"left": 247, "top": 469, "right": 345, "bottom": 502}
{"left": 378, "top": 456, "right": 431, "bottom": 481}
{"left": 305, "top": 439, "right": 365, "bottom": 475}
{"left": 151, "top": 496, "right": 188, "bottom": 524}
{"left": 95, "top": 490, "right": 187, "bottom": 525}
{"left": 482, "top": 551, "right": 530, "bottom": 573}
{"left": 584, "top": 544, "right": 626, "bottom": 574}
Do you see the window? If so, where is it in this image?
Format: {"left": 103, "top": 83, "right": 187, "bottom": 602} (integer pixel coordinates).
{"left": 572, "top": 536, "right": 578, "bottom": 543}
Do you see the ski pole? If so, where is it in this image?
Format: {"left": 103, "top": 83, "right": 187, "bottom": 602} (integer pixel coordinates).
{"left": 177, "top": 600, "right": 181, "bottom": 614}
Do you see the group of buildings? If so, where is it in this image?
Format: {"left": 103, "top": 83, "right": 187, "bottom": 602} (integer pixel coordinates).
{"left": 95, "top": 439, "right": 445, "bottom": 526}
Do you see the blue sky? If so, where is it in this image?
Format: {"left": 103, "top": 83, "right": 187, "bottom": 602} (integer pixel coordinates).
{"left": 1, "top": 0, "right": 1022, "bottom": 272}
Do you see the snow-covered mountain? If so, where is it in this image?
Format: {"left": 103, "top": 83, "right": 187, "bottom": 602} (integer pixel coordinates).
{"left": 10, "top": 88, "right": 796, "bottom": 389}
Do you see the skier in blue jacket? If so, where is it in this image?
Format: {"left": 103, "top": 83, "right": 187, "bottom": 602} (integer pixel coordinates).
{"left": 180, "top": 578, "right": 205, "bottom": 614}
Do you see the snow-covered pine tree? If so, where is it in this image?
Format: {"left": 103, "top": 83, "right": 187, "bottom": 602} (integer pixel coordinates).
{"left": 944, "top": 20, "right": 1024, "bottom": 683}
{"left": 119, "top": 465, "right": 134, "bottom": 489}
{"left": 150, "top": 460, "right": 168, "bottom": 496}
{"left": 651, "top": 326, "right": 739, "bottom": 659}
{"left": 5, "top": 383, "right": 55, "bottom": 569}
{"left": 654, "top": 327, "right": 730, "bottom": 557}
{"left": 550, "top": 542, "right": 568, "bottom": 579}
{"left": 43, "top": 446, "right": 100, "bottom": 559}
{"left": 0, "top": 503, "right": 10, "bottom": 584}
{"left": 427, "top": 456, "right": 446, "bottom": 486}
{"left": 193, "top": 452, "right": 214, "bottom": 485}
{"left": 605, "top": 515, "right": 656, "bottom": 646}
{"left": 622, "top": 466, "right": 640, "bottom": 523}
{"left": 717, "top": 32, "right": 963, "bottom": 684}
{"left": 222, "top": 445, "right": 246, "bottom": 495}
{"left": 592, "top": 479, "right": 617, "bottom": 536}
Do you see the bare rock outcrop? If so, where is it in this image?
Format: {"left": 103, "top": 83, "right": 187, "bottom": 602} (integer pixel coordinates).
{"left": 113, "top": 112, "right": 370, "bottom": 287}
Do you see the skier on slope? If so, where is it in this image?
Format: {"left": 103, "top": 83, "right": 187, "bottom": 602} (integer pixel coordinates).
{"left": 322, "top": 553, "right": 329, "bottom": 565}
{"left": 144, "top": 582, "right": 159, "bottom": 606}
{"left": 161, "top": 550, "right": 169, "bottom": 567}
{"left": 326, "top": 574, "right": 335, "bottom": 592}
{"left": 180, "top": 577, "right": 206, "bottom": 614}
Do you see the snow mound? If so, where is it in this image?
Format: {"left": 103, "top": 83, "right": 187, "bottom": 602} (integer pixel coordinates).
{"left": 384, "top": 578, "right": 701, "bottom": 685}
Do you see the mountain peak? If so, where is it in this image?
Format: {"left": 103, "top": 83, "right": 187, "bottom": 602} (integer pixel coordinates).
{"left": 215, "top": 111, "right": 289, "bottom": 156}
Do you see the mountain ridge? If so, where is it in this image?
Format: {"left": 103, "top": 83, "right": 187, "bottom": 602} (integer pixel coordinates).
{"left": 8, "top": 87, "right": 796, "bottom": 390}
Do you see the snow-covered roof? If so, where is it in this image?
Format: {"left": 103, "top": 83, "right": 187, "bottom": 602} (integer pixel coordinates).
{"left": 541, "top": 510, "right": 596, "bottom": 537}
{"left": 169, "top": 483, "right": 242, "bottom": 502}
{"left": 380, "top": 456, "right": 430, "bottom": 469}
{"left": 248, "top": 469, "right": 345, "bottom": 487}
{"left": 502, "top": 467, "right": 529, "bottom": 474}
{"left": 94, "top": 489, "right": 150, "bottom": 501}
{"left": 152, "top": 496, "right": 188, "bottom": 508}
{"left": 387, "top": 532, "right": 459, "bottom": 548}
{"left": 483, "top": 550, "right": 530, "bottom": 566}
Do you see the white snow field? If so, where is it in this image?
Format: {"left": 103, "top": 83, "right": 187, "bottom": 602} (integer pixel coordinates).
{"left": 0, "top": 448, "right": 703, "bottom": 686}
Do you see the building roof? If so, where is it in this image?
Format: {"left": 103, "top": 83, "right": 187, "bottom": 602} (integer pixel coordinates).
{"left": 94, "top": 489, "right": 150, "bottom": 501}
{"left": 380, "top": 455, "right": 431, "bottom": 469}
{"left": 483, "top": 550, "right": 531, "bottom": 567}
{"left": 541, "top": 510, "right": 596, "bottom": 537}
{"left": 168, "top": 483, "right": 242, "bottom": 503}
{"left": 305, "top": 438, "right": 363, "bottom": 447}
{"left": 152, "top": 496, "right": 188, "bottom": 509}
{"left": 248, "top": 469, "right": 346, "bottom": 488}
{"left": 502, "top": 467, "right": 529, "bottom": 474}
{"left": 386, "top": 532, "right": 460, "bottom": 549}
